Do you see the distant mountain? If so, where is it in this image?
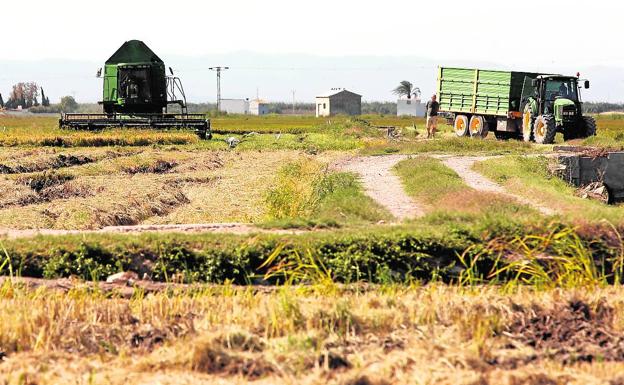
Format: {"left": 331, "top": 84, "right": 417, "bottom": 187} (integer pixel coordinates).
{"left": 1, "top": 53, "right": 623, "bottom": 103}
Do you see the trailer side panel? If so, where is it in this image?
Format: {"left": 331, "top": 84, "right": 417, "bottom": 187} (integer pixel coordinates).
{"left": 438, "top": 67, "right": 539, "bottom": 117}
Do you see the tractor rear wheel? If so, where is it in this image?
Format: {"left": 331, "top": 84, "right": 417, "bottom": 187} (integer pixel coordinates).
{"left": 454, "top": 115, "right": 469, "bottom": 137}
{"left": 522, "top": 104, "right": 535, "bottom": 142}
{"left": 469, "top": 115, "right": 489, "bottom": 138}
{"left": 533, "top": 115, "right": 557, "bottom": 144}
{"left": 582, "top": 116, "right": 597, "bottom": 137}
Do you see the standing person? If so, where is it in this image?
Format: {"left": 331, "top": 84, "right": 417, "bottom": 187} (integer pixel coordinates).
{"left": 425, "top": 94, "right": 440, "bottom": 138}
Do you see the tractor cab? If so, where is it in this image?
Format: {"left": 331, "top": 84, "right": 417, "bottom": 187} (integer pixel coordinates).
{"left": 533, "top": 75, "right": 589, "bottom": 118}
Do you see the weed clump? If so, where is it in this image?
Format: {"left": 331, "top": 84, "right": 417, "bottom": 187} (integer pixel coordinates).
{"left": 265, "top": 160, "right": 326, "bottom": 219}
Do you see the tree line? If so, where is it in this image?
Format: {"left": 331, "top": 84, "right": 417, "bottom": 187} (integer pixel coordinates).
{"left": 582, "top": 102, "right": 624, "bottom": 114}
{"left": 0, "top": 81, "right": 82, "bottom": 113}
{"left": 0, "top": 82, "right": 50, "bottom": 109}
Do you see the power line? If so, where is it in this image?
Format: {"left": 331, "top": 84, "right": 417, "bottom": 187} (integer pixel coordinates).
{"left": 175, "top": 65, "right": 435, "bottom": 73}
{"left": 208, "top": 66, "right": 229, "bottom": 112}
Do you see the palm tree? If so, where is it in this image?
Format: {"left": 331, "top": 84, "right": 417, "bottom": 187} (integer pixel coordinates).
{"left": 392, "top": 80, "right": 421, "bottom": 100}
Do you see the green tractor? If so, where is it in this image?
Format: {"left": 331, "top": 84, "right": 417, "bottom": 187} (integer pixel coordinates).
{"left": 521, "top": 75, "right": 595, "bottom": 144}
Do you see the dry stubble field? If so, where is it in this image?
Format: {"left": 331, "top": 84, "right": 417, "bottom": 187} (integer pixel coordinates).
{"left": 2, "top": 113, "right": 624, "bottom": 384}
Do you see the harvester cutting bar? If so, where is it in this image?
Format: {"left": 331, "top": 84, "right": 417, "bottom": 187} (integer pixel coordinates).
{"left": 59, "top": 113, "right": 211, "bottom": 139}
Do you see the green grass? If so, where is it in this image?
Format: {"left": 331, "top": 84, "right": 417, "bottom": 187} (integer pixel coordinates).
{"left": 394, "top": 156, "right": 466, "bottom": 204}
{"left": 393, "top": 156, "right": 542, "bottom": 231}
{"left": 3, "top": 113, "right": 624, "bottom": 151}
{"left": 473, "top": 155, "right": 624, "bottom": 224}
{"left": 313, "top": 172, "right": 392, "bottom": 224}
{"left": 362, "top": 136, "right": 543, "bottom": 156}
{"left": 210, "top": 114, "right": 423, "bottom": 134}
{"left": 263, "top": 160, "right": 391, "bottom": 227}
{"left": 201, "top": 133, "right": 363, "bottom": 152}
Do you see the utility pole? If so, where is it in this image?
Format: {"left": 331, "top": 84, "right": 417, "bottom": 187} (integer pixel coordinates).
{"left": 291, "top": 90, "right": 296, "bottom": 115}
{"left": 209, "top": 66, "right": 229, "bottom": 113}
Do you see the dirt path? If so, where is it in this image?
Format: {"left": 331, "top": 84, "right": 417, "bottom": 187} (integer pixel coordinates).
{"left": 0, "top": 223, "right": 306, "bottom": 239}
{"left": 1, "top": 154, "right": 555, "bottom": 239}
{"left": 337, "top": 155, "right": 423, "bottom": 220}
{"left": 439, "top": 156, "right": 554, "bottom": 215}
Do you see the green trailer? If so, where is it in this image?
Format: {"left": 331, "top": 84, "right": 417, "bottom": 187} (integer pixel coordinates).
{"left": 437, "top": 66, "right": 595, "bottom": 143}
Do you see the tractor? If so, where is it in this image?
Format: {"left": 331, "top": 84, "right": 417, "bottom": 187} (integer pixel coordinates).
{"left": 521, "top": 75, "right": 595, "bottom": 144}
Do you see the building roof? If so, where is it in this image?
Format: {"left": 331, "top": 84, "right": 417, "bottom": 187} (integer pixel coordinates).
{"left": 316, "top": 88, "right": 362, "bottom": 98}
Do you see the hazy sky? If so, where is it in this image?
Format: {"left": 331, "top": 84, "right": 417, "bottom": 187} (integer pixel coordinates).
{"left": 2, "top": 0, "right": 624, "bottom": 102}
{"left": 4, "top": 0, "right": 623, "bottom": 65}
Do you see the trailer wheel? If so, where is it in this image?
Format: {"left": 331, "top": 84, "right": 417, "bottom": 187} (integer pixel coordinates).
{"left": 522, "top": 104, "right": 535, "bottom": 142}
{"left": 454, "top": 115, "right": 469, "bottom": 137}
{"left": 533, "top": 115, "right": 556, "bottom": 144}
{"left": 469, "top": 115, "right": 488, "bottom": 138}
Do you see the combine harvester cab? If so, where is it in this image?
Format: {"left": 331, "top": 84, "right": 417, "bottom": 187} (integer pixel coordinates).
{"left": 59, "top": 40, "right": 211, "bottom": 139}
{"left": 437, "top": 67, "right": 595, "bottom": 144}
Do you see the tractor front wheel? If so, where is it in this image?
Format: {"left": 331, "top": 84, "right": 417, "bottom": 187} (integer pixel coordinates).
{"left": 533, "top": 115, "right": 557, "bottom": 144}
{"left": 454, "top": 115, "right": 469, "bottom": 137}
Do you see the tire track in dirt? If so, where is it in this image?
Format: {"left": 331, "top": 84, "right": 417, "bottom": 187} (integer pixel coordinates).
{"left": 438, "top": 155, "right": 554, "bottom": 216}
{"left": 337, "top": 155, "right": 423, "bottom": 221}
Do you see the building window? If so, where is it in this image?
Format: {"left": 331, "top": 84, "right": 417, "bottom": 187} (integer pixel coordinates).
{"left": 323, "top": 103, "right": 326, "bottom": 109}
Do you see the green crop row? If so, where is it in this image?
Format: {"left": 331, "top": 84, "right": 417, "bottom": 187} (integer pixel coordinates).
{"left": 1, "top": 219, "right": 623, "bottom": 287}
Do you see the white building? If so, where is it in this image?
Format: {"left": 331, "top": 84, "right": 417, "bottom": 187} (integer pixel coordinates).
{"left": 315, "top": 88, "right": 362, "bottom": 117}
{"left": 220, "top": 99, "right": 249, "bottom": 114}
{"left": 249, "top": 99, "right": 269, "bottom": 115}
{"left": 397, "top": 98, "right": 425, "bottom": 117}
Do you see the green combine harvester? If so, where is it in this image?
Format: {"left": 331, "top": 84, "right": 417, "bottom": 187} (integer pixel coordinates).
{"left": 59, "top": 40, "right": 211, "bottom": 139}
{"left": 437, "top": 67, "right": 595, "bottom": 143}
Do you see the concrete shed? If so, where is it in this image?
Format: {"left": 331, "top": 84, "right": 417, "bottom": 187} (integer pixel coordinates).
{"left": 315, "top": 88, "right": 362, "bottom": 117}
{"left": 397, "top": 98, "right": 425, "bottom": 117}
{"left": 220, "top": 99, "right": 249, "bottom": 114}
{"left": 250, "top": 99, "right": 269, "bottom": 115}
